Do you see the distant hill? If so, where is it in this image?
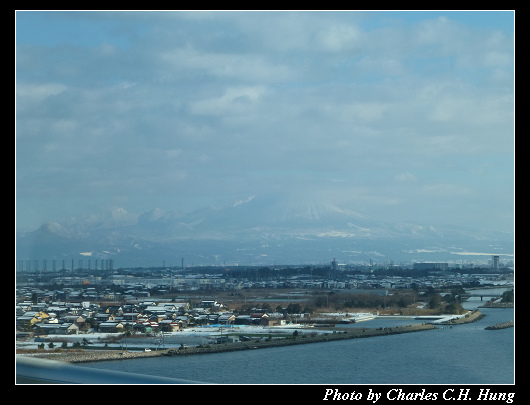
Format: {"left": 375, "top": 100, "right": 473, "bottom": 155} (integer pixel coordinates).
{"left": 15, "top": 196, "right": 513, "bottom": 268}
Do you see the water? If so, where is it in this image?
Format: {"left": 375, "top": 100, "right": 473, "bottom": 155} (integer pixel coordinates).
{"left": 79, "top": 306, "right": 514, "bottom": 384}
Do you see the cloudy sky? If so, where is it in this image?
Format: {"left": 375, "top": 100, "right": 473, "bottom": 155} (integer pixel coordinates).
{"left": 16, "top": 11, "right": 514, "bottom": 234}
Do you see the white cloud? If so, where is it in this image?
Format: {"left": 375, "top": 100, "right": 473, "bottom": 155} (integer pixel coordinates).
{"left": 159, "top": 46, "right": 292, "bottom": 83}
{"left": 189, "top": 86, "right": 267, "bottom": 116}
{"left": 422, "top": 183, "right": 471, "bottom": 197}
{"left": 15, "top": 11, "right": 514, "bottom": 233}
{"left": 394, "top": 172, "right": 418, "bottom": 183}
{"left": 316, "top": 24, "right": 363, "bottom": 52}
{"left": 16, "top": 82, "right": 68, "bottom": 104}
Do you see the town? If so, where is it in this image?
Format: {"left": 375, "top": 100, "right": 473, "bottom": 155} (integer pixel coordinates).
{"left": 16, "top": 259, "right": 514, "bottom": 357}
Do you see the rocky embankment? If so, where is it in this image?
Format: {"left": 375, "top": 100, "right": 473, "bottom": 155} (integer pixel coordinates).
{"left": 18, "top": 349, "right": 166, "bottom": 363}
{"left": 440, "top": 310, "right": 484, "bottom": 325}
{"left": 480, "top": 301, "right": 514, "bottom": 308}
{"left": 485, "top": 321, "right": 514, "bottom": 330}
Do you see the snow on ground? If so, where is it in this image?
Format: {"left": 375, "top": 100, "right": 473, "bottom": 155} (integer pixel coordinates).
{"left": 16, "top": 324, "right": 327, "bottom": 351}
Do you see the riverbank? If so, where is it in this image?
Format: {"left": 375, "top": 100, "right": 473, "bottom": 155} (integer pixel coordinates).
{"left": 22, "top": 323, "right": 436, "bottom": 363}
{"left": 19, "top": 311, "right": 486, "bottom": 364}
{"left": 17, "top": 349, "right": 166, "bottom": 363}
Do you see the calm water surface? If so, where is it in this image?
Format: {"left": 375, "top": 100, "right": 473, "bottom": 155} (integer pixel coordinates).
{"left": 80, "top": 306, "right": 514, "bottom": 384}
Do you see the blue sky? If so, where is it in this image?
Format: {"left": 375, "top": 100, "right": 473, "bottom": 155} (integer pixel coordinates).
{"left": 15, "top": 11, "right": 514, "bottom": 234}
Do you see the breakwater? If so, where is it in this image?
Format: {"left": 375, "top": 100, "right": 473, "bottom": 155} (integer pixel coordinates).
{"left": 440, "top": 310, "right": 484, "bottom": 325}
{"left": 63, "top": 308, "right": 513, "bottom": 384}
{"left": 29, "top": 323, "right": 436, "bottom": 364}
{"left": 162, "top": 323, "right": 436, "bottom": 358}
{"left": 485, "top": 321, "right": 514, "bottom": 330}
{"left": 25, "top": 311, "right": 487, "bottom": 364}
{"left": 480, "top": 301, "right": 514, "bottom": 308}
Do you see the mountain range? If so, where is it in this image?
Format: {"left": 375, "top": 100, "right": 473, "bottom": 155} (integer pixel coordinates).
{"left": 16, "top": 196, "right": 514, "bottom": 269}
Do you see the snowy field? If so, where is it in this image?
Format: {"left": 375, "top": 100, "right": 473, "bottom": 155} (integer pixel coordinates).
{"left": 16, "top": 323, "right": 327, "bottom": 351}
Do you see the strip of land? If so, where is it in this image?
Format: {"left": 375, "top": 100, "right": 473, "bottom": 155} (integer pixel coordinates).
{"left": 18, "top": 310, "right": 486, "bottom": 364}
{"left": 439, "top": 309, "right": 485, "bottom": 324}
{"left": 485, "top": 320, "right": 514, "bottom": 330}
{"left": 19, "top": 323, "right": 436, "bottom": 363}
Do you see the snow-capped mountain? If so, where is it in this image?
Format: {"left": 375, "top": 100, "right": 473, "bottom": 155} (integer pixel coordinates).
{"left": 15, "top": 195, "right": 513, "bottom": 268}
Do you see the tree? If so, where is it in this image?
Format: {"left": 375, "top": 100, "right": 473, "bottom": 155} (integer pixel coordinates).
{"left": 428, "top": 294, "right": 442, "bottom": 309}
{"left": 425, "top": 287, "right": 436, "bottom": 296}
{"left": 286, "top": 303, "right": 302, "bottom": 314}
{"left": 444, "top": 302, "right": 464, "bottom": 315}
{"left": 501, "top": 289, "right": 514, "bottom": 303}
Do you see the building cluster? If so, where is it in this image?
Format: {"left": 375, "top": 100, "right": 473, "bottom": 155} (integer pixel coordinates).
{"left": 16, "top": 265, "right": 513, "bottom": 339}
{"left": 16, "top": 254, "right": 514, "bottom": 340}
{"left": 37, "top": 266, "right": 512, "bottom": 295}
{"left": 16, "top": 285, "right": 295, "bottom": 338}
{"left": 18, "top": 292, "right": 216, "bottom": 336}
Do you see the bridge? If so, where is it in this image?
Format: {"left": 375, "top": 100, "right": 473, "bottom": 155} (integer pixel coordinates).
{"left": 460, "top": 293, "right": 503, "bottom": 301}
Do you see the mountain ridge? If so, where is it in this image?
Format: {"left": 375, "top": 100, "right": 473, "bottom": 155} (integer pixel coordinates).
{"left": 15, "top": 196, "right": 513, "bottom": 268}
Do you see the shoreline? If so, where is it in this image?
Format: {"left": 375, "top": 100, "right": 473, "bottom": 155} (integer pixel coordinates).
{"left": 439, "top": 309, "right": 485, "bottom": 325}
{"left": 18, "top": 310, "right": 485, "bottom": 364}
{"left": 20, "top": 323, "right": 437, "bottom": 363}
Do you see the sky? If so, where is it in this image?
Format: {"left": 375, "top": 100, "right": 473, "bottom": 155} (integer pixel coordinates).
{"left": 15, "top": 11, "right": 514, "bottom": 234}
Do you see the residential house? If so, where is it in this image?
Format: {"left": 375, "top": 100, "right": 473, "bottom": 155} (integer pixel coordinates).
{"left": 101, "top": 305, "right": 123, "bottom": 315}
{"left": 34, "top": 322, "right": 80, "bottom": 335}
{"left": 62, "top": 314, "right": 86, "bottom": 324}
{"left": 144, "top": 306, "right": 167, "bottom": 316}
{"left": 233, "top": 315, "right": 253, "bottom": 325}
{"left": 122, "top": 312, "right": 140, "bottom": 322}
{"left": 133, "top": 323, "right": 151, "bottom": 333}
{"left": 200, "top": 300, "right": 218, "bottom": 308}
{"left": 35, "top": 323, "right": 63, "bottom": 335}
{"left": 218, "top": 314, "right": 235, "bottom": 325}
{"left": 61, "top": 322, "right": 80, "bottom": 335}
{"left": 260, "top": 317, "right": 280, "bottom": 327}
{"left": 159, "top": 319, "right": 180, "bottom": 332}
{"left": 174, "top": 316, "right": 190, "bottom": 328}
{"left": 23, "top": 311, "right": 50, "bottom": 326}
{"left": 95, "top": 313, "right": 113, "bottom": 323}
{"left": 250, "top": 313, "right": 268, "bottom": 324}
{"left": 149, "top": 313, "right": 167, "bottom": 323}
{"left": 98, "top": 321, "right": 125, "bottom": 333}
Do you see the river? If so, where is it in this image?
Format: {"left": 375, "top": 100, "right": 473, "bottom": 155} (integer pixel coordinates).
{"left": 79, "top": 287, "right": 514, "bottom": 384}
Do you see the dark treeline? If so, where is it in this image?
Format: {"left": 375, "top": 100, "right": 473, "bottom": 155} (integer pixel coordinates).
{"left": 186, "top": 265, "right": 512, "bottom": 279}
